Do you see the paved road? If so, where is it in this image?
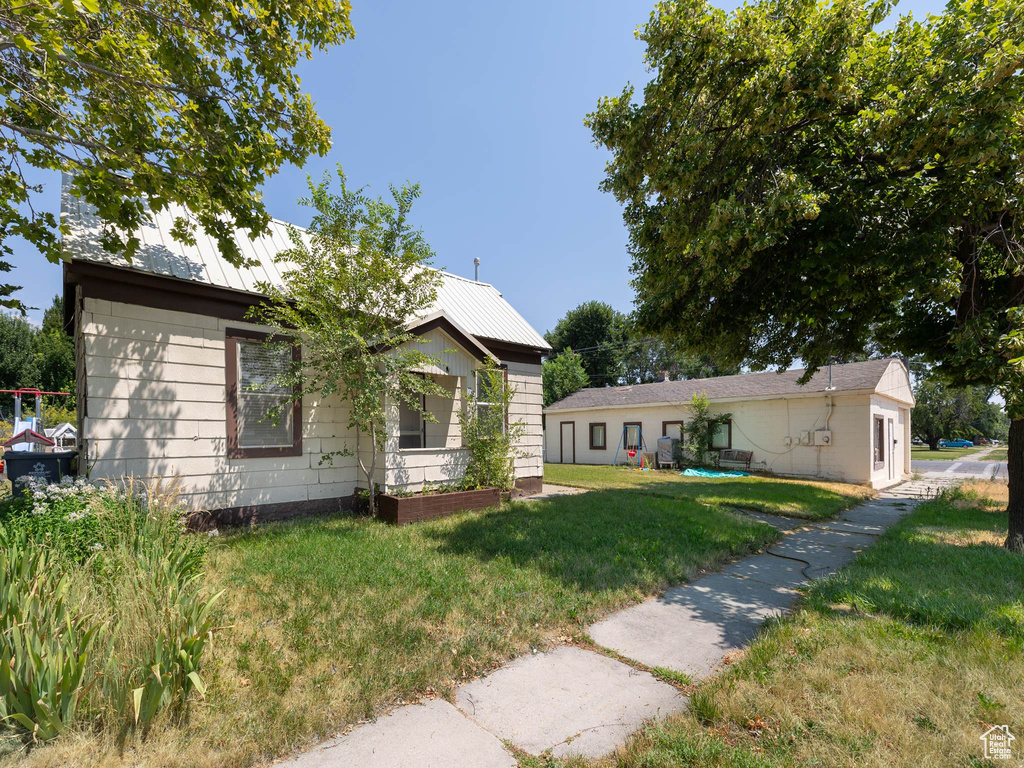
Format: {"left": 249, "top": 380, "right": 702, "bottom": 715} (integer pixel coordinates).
{"left": 913, "top": 456, "right": 1006, "bottom": 480}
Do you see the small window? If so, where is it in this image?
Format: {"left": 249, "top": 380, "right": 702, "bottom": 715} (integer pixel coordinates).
{"left": 711, "top": 420, "right": 732, "bottom": 450}
{"left": 399, "top": 397, "right": 425, "bottom": 449}
{"left": 663, "top": 421, "right": 685, "bottom": 440}
{"left": 226, "top": 329, "right": 301, "bottom": 459}
{"left": 874, "top": 416, "right": 885, "bottom": 467}
{"left": 475, "top": 369, "right": 505, "bottom": 435}
{"left": 589, "top": 423, "right": 606, "bottom": 450}
{"left": 623, "top": 422, "right": 642, "bottom": 451}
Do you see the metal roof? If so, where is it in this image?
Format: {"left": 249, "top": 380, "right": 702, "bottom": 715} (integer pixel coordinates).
{"left": 546, "top": 358, "right": 906, "bottom": 412}
{"left": 60, "top": 178, "right": 550, "bottom": 351}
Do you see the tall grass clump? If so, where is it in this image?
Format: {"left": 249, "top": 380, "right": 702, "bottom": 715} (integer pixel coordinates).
{"left": 0, "top": 477, "right": 220, "bottom": 749}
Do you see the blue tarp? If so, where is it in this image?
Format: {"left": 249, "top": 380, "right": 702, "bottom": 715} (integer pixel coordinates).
{"left": 680, "top": 468, "right": 750, "bottom": 478}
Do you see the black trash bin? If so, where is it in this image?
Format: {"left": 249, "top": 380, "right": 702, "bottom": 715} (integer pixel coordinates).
{"left": 5, "top": 451, "right": 78, "bottom": 497}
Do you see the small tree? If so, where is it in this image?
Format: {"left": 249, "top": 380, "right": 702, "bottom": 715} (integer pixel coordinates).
{"left": 459, "top": 361, "right": 526, "bottom": 491}
{"left": 250, "top": 168, "right": 447, "bottom": 515}
{"left": 682, "top": 392, "right": 731, "bottom": 468}
{"left": 542, "top": 348, "right": 590, "bottom": 407}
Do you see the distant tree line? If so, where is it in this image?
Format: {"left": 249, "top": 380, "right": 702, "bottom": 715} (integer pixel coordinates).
{"left": 0, "top": 296, "right": 76, "bottom": 424}
{"left": 912, "top": 374, "right": 1008, "bottom": 450}
{"left": 541, "top": 300, "right": 740, "bottom": 406}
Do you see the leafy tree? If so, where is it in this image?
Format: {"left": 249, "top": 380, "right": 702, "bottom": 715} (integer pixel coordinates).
{"left": 0, "top": 313, "right": 37, "bottom": 403}
{"left": 249, "top": 169, "right": 446, "bottom": 515}
{"left": 588, "top": 0, "right": 1024, "bottom": 550}
{"left": 542, "top": 348, "right": 590, "bottom": 406}
{"left": 545, "top": 301, "right": 625, "bottom": 387}
{"left": 912, "top": 378, "right": 980, "bottom": 450}
{"left": 680, "top": 392, "right": 731, "bottom": 468}
{"left": 0, "top": 0, "right": 354, "bottom": 309}
{"left": 35, "top": 296, "right": 75, "bottom": 404}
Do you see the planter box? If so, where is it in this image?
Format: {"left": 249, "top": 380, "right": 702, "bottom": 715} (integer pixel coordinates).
{"left": 378, "top": 487, "right": 502, "bottom": 525}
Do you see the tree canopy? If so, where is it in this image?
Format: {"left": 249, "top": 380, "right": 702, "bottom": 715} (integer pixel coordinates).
{"left": 542, "top": 348, "right": 590, "bottom": 407}
{"left": 545, "top": 301, "right": 624, "bottom": 387}
{"left": 1, "top": 0, "right": 354, "bottom": 308}
{"left": 588, "top": 0, "right": 1024, "bottom": 548}
{"left": 913, "top": 376, "right": 1007, "bottom": 450}
{"left": 250, "top": 168, "right": 444, "bottom": 515}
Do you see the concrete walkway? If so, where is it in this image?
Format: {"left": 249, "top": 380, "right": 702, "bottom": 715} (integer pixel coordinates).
{"left": 278, "top": 477, "right": 958, "bottom": 767}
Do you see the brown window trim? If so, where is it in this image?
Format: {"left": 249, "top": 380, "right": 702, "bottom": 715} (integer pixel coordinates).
{"left": 711, "top": 419, "right": 733, "bottom": 451}
{"left": 662, "top": 420, "right": 685, "bottom": 438}
{"left": 226, "top": 327, "right": 302, "bottom": 459}
{"left": 623, "top": 421, "right": 643, "bottom": 451}
{"left": 873, "top": 415, "right": 885, "bottom": 469}
{"left": 589, "top": 422, "right": 607, "bottom": 450}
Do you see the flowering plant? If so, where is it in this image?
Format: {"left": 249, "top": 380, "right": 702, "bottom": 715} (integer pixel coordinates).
{"left": 3, "top": 476, "right": 102, "bottom": 562}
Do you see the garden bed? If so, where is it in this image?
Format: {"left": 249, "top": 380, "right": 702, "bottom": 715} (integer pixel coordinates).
{"left": 377, "top": 486, "right": 502, "bottom": 524}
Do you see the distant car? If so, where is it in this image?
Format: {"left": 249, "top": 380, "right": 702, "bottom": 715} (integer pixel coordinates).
{"left": 912, "top": 439, "right": 926, "bottom": 447}
{"left": 940, "top": 439, "right": 974, "bottom": 448}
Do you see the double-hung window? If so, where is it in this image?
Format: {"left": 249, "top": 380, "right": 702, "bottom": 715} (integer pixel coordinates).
{"left": 226, "top": 329, "right": 301, "bottom": 458}
{"left": 475, "top": 369, "right": 505, "bottom": 436}
{"left": 398, "top": 376, "right": 426, "bottom": 449}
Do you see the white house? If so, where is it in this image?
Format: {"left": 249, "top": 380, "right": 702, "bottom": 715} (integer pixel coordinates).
{"left": 544, "top": 359, "right": 914, "bottom": 489}
{"left": 60, "top": 184, "right": 550, "bottom": 524}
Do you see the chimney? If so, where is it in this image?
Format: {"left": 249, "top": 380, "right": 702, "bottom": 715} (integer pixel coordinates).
{"left": 473, "top": 257, "right": 481, "bottom": 281}
{"left": 658, "top": 370, "right": 670, "bottom": 382}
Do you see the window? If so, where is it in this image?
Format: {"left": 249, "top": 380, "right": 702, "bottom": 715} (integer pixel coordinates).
{"left": 623, "top": 422, "right": 642, "bottom": 451}
{"left": 398, "top": 373, "right": 427, "bottom": 449}
{"left": 589, "top": 422, "right": 606, "bottom": 450}
{"left": 226, "top": 329, "right": 301, "bottom": 459}
{"left": 874, "top": 416, "right": 885, "bottom": 468}
{"left": 475, "top": 368, "right": 506, "bottom": 435}
{"left": 711, "top": 419, "right": 732, "bottom": 450}
{"left": 662, "top": 421, "right": 685, "bottom": 440}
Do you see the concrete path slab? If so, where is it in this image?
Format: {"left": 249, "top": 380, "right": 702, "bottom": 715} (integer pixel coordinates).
{"left": 815, "top": 519, "right": 888, "bottom": 535}
{"left": 589, "top": 597, "right": 760, "bottom": 680}
{"left": 661, "top": 573, "right": 800, "bottom": 622}
{"left": 278, "top": 698, "right": 516, "bottom": 768}
{"left": 720, "top": 552, "right": 807, "bottom": 589}
{"left": 733, "top": 509, "right": 804, "bottom": 530}
{"left": 454, "top": 646, "right": 685, "bottom": 759}
{"left": 772, "top": 526, "right": 879, "bottom": 554}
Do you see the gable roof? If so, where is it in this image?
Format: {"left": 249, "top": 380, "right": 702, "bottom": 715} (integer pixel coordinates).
{"left": 545, "top": 358, "right": 910, "bottom": 412}
{"left": 59, "top": 177, "right": 550, "bottom": 352}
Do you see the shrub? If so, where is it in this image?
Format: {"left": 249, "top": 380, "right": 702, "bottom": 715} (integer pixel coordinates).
{"left": 682, "top": 392, "right": 731, "bottom": 468}
{"left": 0, "top": 479, "right": 221, "bottom": 744}
{"left": 459, "top": 361, "right": 526, "bottom": 491}
{"left": 0, "top": 533, "right": 102, "bottom": 743}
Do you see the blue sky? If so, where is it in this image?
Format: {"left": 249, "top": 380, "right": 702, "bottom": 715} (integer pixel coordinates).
{"left": 11, "top": 0, "right": 950, "bottom": 337}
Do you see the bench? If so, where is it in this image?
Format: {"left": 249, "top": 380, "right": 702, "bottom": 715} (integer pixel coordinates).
{"left": 718, "top": 449, "right": 753, "bottom": 471}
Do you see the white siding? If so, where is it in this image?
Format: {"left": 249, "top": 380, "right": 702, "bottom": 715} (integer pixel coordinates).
{"left": 80, "top": 298, "right": 546, "bottom": 507}
{"left": 79, "top": 298, "right": 359, "bottom": 511}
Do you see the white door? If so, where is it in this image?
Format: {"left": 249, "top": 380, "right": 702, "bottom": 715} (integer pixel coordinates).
{"left": 560, "top": 422, "right": 575, "bottom": 464}
{"left": 887, "top": 418, "right": 895, "bottom": 481}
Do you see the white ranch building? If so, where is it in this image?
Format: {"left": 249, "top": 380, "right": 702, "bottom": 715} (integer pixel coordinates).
{"left": 544, "top": 359, "right": 914, "bottom": 489}
{"left": 60, "top": 184, "right": 549, "bottom": 524}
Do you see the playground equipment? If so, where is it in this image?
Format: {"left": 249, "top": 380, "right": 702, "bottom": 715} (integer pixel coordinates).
{"left": 2, "top": 388, "right": 77, "bottom": 495}
{"left": 612, "top": 424, "right": 650, "bottom": 468}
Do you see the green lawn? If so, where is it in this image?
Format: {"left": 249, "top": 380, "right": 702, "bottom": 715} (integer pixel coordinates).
{"left": 911, "top": 445, "right": 985, "bottom": 460}
{"left": 30, "top": 489, "right": 777, "bottom": 768}
{"left": 545, "top": 463, "right": 871, "bottom": 520}
{"left": 987, "top": 448, "right": 1008, "bottom": 462}
{"left": 574, "top": 486, "right": 1024, "bottom": 768}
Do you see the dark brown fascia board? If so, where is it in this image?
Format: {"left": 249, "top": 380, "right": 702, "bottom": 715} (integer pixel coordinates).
{"left": 64, "top": 259, "right": 549, "bottom": 365}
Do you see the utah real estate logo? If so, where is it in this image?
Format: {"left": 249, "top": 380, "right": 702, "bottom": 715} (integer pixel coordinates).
{"left": 980, "top": 725, "right": 1015, "bottom": 760}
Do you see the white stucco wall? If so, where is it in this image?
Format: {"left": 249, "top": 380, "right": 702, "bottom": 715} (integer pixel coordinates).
{"left": 545, "top": 387, "right": 912, "bottom": 489}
